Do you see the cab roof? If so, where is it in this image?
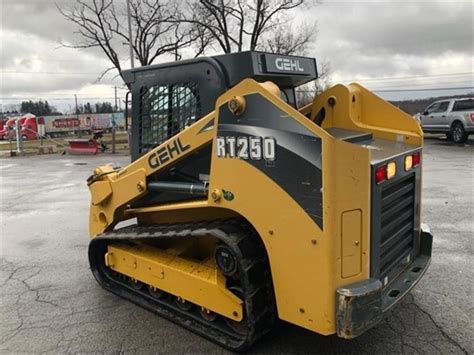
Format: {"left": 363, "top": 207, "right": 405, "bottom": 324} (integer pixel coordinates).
{"left": 123, "top": 51, "right": 318, "bottom": 89}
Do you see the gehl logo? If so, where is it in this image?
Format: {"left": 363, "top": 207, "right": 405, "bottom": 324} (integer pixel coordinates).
{"left": 275, "top": 58, "right": 304, "bottom": 72}
{"left": 216, "top": 136, "right": 276, "bottom": 161}
{"left": 148, "top": 138, "right": 190, "bottom": 169}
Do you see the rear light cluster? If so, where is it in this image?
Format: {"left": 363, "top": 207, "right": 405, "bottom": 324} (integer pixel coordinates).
{"left": 411, "top": 152, "right": 420, "bottom": 166}
{"left": 375, "top": 163, "right": 396, "bottom": 184}
{"left": 375, "top": 152, "right": 420, "bottom": 184}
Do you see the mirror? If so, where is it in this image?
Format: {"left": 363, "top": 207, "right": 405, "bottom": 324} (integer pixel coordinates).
{"left": 422, "top": 111, "right": 429, "bottom": 116}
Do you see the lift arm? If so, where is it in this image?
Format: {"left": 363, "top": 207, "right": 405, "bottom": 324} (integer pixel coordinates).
{"left": 88, "top": 113, "right": 215, "bottom": 236}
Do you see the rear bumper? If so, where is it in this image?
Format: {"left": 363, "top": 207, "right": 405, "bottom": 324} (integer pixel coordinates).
{"left": 336, "top": 225, "right": 433, "bottom": 339}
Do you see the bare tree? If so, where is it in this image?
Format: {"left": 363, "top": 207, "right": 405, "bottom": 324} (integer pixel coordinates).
{"left": 180, "top": 0, "right": 308, "bottom": 55}
{"left": 296, "top": 61, "right": 332, "bottom": 106}
{"left": 313, "top": 61, "right": 332, "bottom": 94}
{"left": 261, "top": 22, "right": 316, "bottom": 56}
{"left": 59, "top": 0, "right": 331, "bottom": 100}
{"left": 57, "top": 0, "right": 194, "bottom": 81}
{"left": 189, "top": 18, "right": 216, "bottom": 58}
{"left": 181, "top": 0, "right": 331, "bottom": 104}
{"left": 253, "top": 12, "right": 331, "bottom": 105}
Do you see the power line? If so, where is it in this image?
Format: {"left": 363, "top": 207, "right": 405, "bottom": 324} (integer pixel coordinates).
{"left": 0, "top": 97, "right": 118, "bottom": 101}
{"left": 9, "top": 85, "right": 471, "bottom": 98}
{"left": 335, "top": 72, "right": 473, "bottom": 83}
{"left": 1, "top": 71, "right": 105, "bottom": 76}
{"left": 3, "top": 70, "right": 472, "bottom": 82}
{"left": 372, "top": 86, "right": 474, "bottom": 93}
{"left": 296, "top": 86, "right": 473, "bottom": 93}
{"left": 367, "top": 80, "right": 474, "bottom": 90}
{"left": 4, "top": 86, "right": 474, "bottom": 100}
{"left": 0, "top": 90, "right": 128, "bottom": 99}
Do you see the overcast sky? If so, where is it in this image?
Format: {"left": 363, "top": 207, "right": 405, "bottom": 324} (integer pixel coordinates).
{"left": 1, "top": 0, "right": 473, "bottom": 112}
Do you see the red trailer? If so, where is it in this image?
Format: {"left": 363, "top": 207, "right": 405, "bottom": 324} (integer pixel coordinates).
{"left": 17, "top": 113, "right": 125, "bottom": 139}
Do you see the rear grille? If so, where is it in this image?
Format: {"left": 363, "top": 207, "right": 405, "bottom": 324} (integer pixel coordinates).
{"left": 378, "top": 174, "right": 416, "bottom": 279}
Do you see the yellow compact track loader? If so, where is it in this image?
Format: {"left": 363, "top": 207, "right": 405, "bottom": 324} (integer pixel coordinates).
{"left": 87, "top": 51, "right": 433, "bottom": 351}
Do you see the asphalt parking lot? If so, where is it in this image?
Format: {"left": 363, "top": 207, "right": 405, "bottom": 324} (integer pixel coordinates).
{"left": 1, "top": 135, "right": 472, "bottom": 354}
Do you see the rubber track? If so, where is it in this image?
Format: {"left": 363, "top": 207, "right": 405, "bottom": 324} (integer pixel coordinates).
{"left": 88, "top": 219, "right": 276, "bottom": 351}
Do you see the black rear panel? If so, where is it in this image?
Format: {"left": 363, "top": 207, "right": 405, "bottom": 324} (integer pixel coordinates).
{"left": 370, "top": 151, "right": 421, "bottom": 286}
{"left": 217, "top": 93, "right": 323, "bottom": 229}
{"left": 379, "top": 174, "right": 416, "bottom": 279}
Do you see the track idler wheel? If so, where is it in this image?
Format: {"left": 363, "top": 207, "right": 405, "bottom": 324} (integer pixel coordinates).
{"left": 215, "top": 244, "right": 238, "bottom": 276}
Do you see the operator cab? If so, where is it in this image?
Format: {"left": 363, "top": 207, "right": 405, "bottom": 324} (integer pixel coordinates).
{"left": 123, "top": 51, "right": 318, "bottom": 161}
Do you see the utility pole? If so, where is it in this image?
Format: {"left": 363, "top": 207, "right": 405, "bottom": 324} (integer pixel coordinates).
{"left": 112, "top": 86, "right": 117, "bottom": 154}
{"left": 74, "top": 94, "right": 81, "bottom": 137}
{"left": 114, "top": 86, "right": 118, "bottom": 111}
{"left": 15, "top": 119, "right": 23, "bottom": 156}
{"left": 126, "top": 0, "right": 135, "bottom": 69}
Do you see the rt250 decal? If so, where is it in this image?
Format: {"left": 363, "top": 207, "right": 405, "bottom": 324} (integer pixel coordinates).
{"left": 216, "top": 136, "right": 276, "bottom": 161}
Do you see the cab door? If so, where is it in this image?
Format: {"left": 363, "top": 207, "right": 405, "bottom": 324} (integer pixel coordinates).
{"left": 421, "top": 101, "right": 450, "bottom": 131}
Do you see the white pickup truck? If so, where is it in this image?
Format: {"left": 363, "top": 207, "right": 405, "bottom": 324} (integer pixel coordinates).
{"left": 419, "top": 98, "right": 474, "bottom": 143}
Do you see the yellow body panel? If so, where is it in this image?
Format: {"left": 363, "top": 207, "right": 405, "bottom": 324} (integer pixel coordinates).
{"left": 88, "top": 79, "right": 422, "bottom": 336}
{"left": 204, "top": 80, "right": 373, "bottom": 334}
{"left": 341, "top": 210, "right": 363, "bottom": 278}
{"left": 310, "top": 83, "right": 423, "bottom": 146}
{"left": 106, "top": 244, "right": 243, "bottom": 321}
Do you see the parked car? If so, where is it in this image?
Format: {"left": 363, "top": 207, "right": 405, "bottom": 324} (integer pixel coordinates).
{"left": 419, "top": 98, "right": 474, "bottom": 143}
{"left": 413, "top": 112, "right": 422, "bottom": 123}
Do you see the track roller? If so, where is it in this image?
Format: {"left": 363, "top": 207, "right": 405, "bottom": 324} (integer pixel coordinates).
{"left": 200, "top": 307, "right": 218, "bottom": 322}
{"left": 128, "top": 278, "right": 143, "bottom": 290}
{"left": 175, "top": 296, "right": 193, "bottom": 311}
{"left": 148, "top": 285, "right": 164, "bottom": 299}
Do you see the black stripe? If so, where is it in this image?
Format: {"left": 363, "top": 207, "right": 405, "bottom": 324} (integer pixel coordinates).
{"left": 217, "top": 93, "right": 323, "bottom": 229}
{"left": 198, "top": 118, "right": 215, "bottom": 133}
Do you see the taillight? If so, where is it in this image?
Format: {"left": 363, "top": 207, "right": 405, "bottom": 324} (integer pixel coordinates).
{"left": 412, "top": 152, "right": 420, "bottom": 166}
{"left": 375, "top": 166, "right": 387, "bottom": 184}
